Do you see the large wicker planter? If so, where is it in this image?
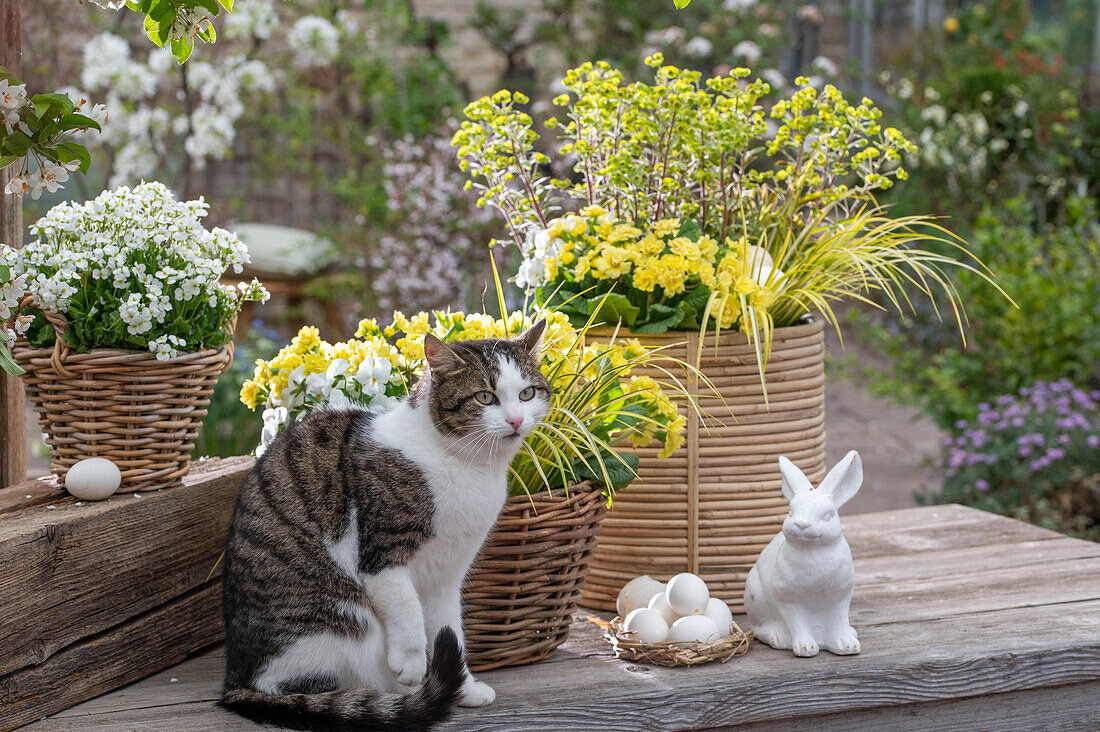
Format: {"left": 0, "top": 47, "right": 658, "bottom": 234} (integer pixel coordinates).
{"left": 13, "top": 300, "right": 234, "bottom": 493}
{"left": 580, "top": 318, "right": 826, "bottom": 613}
{"left": 462, "top": 481, "right": 606, "bottom": 671}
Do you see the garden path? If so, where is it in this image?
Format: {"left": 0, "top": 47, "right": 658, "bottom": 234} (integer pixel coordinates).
{"left": 19, "top": 326, "right": 944, "bottom": 514}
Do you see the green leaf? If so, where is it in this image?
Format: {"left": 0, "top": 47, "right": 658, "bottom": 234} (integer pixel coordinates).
{"left": 218, "top": 0, "right": 235, "bottom": 11}
{"left": 0, "top": 264, "right": 10, "bottom": 279}
{"left": 56, "top": 142, "right": 92, "bottom": 173}
{"left": 0, "top": 154, "right": 20, "bottom": 169}
{"left": 587, "top": 292, "right": 639, "bottom": 327}
{"left": 171, "top": 36, "right": 194, "bottom": 63}
{"left": 195, "top": 0, "right": 220, "bottom": 12}
{"left": 144, "top": 14, "right": 168, "bottom": 47}
{"left": 633, "top": 302, "right": 683, "bottom": 334}
{"left": 681, "top": 284, "right": 711, "bottom": 311}
{"left": 674, "top": 0, "right": 692, "bottom": 7}
{"left": 57, "top": 113, "right": 101, "bottom": 133}
{"left": 148, "top": 0, "right": 176, "bottom": 23}
{"left": 677, "top": 219, "right": 701, "bottom": 240}
{"left": 30, "top": 92, "right": 75, "bottom": 117}
{"left": 0, "top": 347, "right": 24, "bottom": 376}
{"left": 571, "top": 450, "right": 639, "bottom": 490}
{"left": 2, "top": 131, "right": 33, "bottom": 156}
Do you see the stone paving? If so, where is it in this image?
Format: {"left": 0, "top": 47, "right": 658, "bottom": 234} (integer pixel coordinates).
{"left": 22, "top": 334, "right": 943, "bottom": 514}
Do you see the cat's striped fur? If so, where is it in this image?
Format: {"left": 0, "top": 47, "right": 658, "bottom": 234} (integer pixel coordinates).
{"left": 221, "top": 322, "right": 549, "bottom": 731}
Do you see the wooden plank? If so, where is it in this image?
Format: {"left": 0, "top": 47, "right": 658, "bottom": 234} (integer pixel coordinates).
{"left": 0, "top": 582, "right": 225, "bottom": 732}
{"left": 25, "top": 599, "right": 1100, "bottom": 731}
{"left": 19, "top": 506, "right": 1100, "bottom": 732}
{"left": 0, "top": 0, "right": 26, "bottom": 489}
{"left": 724, "top": 681, "right": 1100, "bottom": 732}
{"left": 0, "top": 456, "right": 251, "bottom": 678}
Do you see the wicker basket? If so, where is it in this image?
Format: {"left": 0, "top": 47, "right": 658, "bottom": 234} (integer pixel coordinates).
{"left": 13, "top": 298, "right": 234, "bottom": 493}
{"left": 581, "top": 319, "right": 827, "bottom": 613}
{"left": 462, "top": 481, "right": 607, "bottom": 672}
{"left": 599, "top": 616, "right": 752, "bottom": 667}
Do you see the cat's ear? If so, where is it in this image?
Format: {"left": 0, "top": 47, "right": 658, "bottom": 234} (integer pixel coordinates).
{"left": 515, "top": 319, "right": 546, "bottom": 355}
{"left": 424, "top": 334, "right": 465, "bottom": 375}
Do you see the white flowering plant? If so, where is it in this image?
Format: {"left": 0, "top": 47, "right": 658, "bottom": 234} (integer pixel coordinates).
{"left": 0, "top": 68, "right": 105, "bottom": 199}
{"left": 0, "top": 258, "right": 31, "bottom": 374}
{"left": 6, "top": 181, "right": 268, "bottom": 361}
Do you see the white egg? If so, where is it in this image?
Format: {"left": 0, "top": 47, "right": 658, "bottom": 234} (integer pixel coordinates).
{"left": 703, "top": 596, "right": 733, "bottom": 635}
{"left": 753, "top": 264, "right": 786, "bottom": 288}
{"left": 616, "top": 576, "right": 666, "bottom": 618}
{"left": 668, "top": 614, "right": 721, "bottom": 644}
{"left": 666, "top": 572, "right": 710, "bottom": 616}
{"left": 622, "top": 608, "right": 669, "bottom": 644}
{"left": 745, "top": 244, "right": 775, "bottom": 272}
{"left": 647, "top": 591, "right": 679, "bottom": 625}
{"left": 65, "top": 458, "right": 122, "bottom": 501}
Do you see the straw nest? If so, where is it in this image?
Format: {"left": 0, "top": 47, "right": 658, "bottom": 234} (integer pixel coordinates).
{"left": 595, "top": 616, "right": 752, "bottom": 667}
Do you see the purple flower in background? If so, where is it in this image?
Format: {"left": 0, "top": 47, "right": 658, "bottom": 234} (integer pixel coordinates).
{"left": 974, "top": 479, "right": 989, "bottom": 491}
{"left": 1019, "top": 445, "right": 1033, "bottom": 457}
{"left": 1089, "top": 435, "right": 1100, "bottom": 448}
{"left": 1046, "top": 448, "right": 1065, "bottom": 461}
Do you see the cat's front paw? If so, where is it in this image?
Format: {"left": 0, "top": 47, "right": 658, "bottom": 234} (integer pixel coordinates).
{"left": 387, "top": 642, "right": 427, "bottom": 687}
{"left": 458, "top": 678, "right": 496, "bottom": 707}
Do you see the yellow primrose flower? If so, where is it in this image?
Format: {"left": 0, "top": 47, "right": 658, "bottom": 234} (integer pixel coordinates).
{"left": 653, "top": 219, "right": 680, "bottom": 237}
{"left": 579, "top": 205, "right": 607, "bottom": 218}
{"left": 669, "top": 237, "right": 701, "bottom": 260}
{"left": 594, "top": 246, "right": 632, "bottom": 279}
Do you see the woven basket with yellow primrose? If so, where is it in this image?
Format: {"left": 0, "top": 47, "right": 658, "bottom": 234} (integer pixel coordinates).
{"left": 580, "top": 319, "right": 826, "bottom": 613}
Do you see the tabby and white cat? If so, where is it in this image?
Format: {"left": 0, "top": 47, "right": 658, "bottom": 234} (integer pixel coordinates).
{"left": 220, "top": 321, "right": 550, "bottom": 731}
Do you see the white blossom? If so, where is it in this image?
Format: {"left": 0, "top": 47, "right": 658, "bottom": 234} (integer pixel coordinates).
{"left": 287, "top": 16, "right": 340, "bottom": 68}
{"left": 684, "top": 37, "right": 713, "bottom": 58}
{"left": 733, "top": 41, "right": 762, "bottom": 64}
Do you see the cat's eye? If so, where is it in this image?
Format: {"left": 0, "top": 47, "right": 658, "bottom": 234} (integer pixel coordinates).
{"left": 519, "top": 386, "right": 536, "bottom": 401}
{"left": 474, "top": 390, "right": 496, "bottom": 405}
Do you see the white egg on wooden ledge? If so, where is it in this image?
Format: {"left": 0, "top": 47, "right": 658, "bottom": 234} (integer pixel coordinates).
{"left": 65, "top": 458, "right": 122, "bottom": 501}
{"left": 666, "top": 572, "right": 710, "bottom": 616}
{"left": 622, "top": 608, "right": 669, "bottom": 644}
{"left": 668, "top": 614, "right": 721, "bottom": 644}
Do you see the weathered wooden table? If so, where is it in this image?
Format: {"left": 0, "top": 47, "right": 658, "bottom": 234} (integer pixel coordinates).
{"left": 21, "top": 504, "right": 1100, "bottom": 731}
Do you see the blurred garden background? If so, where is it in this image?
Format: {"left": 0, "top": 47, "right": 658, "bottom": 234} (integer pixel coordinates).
{"left": 14, "top": 0, "right": 1100, "bottom": 536}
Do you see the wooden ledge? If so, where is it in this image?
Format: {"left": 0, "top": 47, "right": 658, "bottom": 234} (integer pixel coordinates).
{"left": 0, "top": 457, "right": 253, "bottom": 731}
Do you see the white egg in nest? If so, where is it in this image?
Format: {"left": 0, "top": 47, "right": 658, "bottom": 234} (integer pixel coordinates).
{"left": 647, "top": 591, "right": 679, "bottom": 625}
{"left": 616, "top": 576, "right": 666, "bottom": 618}
{"left": 65, "top": 458, "right": 122, "bottom": 501}
{"left": 668, "top": 614, "right": 721, "bottom": 644}
{"left": 666, "top": 572, "right": 710, "bottom": 616}
{"left": 622, "top": 608, "right": 669, "bottom": 644}
{"left": 703, "top": 596, "right": 733, "bottom": 635}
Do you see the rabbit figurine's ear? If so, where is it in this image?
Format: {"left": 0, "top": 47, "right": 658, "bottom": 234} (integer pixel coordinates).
{"left": 779, "top": 456, "right": 814, "bottom": 502}
{"left": 819, "top": 450, "right": 863, "bottom": 509}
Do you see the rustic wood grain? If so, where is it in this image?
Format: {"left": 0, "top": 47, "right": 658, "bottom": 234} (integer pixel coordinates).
{"left": 0, "top": 0, "right": 25, "bottom": 489}
{"left": 19, "top": 505, "right": 1100, "bottom": 732}
{"left": 0, "top": 457, "right": 251, "bottom": 680}
{"left": 0, "top": 583, "right": 225, "bottom": 732}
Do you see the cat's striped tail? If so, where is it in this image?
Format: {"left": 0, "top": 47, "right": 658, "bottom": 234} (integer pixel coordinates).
{"left": 220, "top": 627, "right": 467, "bottom": 732}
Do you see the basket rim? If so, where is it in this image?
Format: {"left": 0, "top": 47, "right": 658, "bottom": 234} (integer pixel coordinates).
{"left": 13, "top": 339, "right": 233, "bottom": 363}
{"left": 502, "top": 479, "right": 602, "bottom": 506}
{"left": 588, "top": 314, "right": 821, "bottom": 340}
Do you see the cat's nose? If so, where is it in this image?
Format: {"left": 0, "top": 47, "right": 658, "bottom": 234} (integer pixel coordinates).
{"left": 506, "top": 415, "right": 525, "bottom": 432}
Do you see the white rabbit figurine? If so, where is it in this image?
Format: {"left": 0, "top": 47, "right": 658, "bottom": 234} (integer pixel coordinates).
{"left": 745, "top": 450, "right": 863, "bottom": 657}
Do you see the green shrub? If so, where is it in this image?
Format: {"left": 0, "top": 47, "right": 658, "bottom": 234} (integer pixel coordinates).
{"left": 852, "top": 195, "right": 1100, "bottom": 430}
{"left": 927, "top": 379, "right": 1100, "bottom": 539}
{"left": 194, "top": 321, "right": 281, "bottom": 458}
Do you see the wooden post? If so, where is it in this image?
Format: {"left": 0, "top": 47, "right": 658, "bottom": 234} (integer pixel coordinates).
{"left": 0, "top": 0, "right": 27, "bottom": 488}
